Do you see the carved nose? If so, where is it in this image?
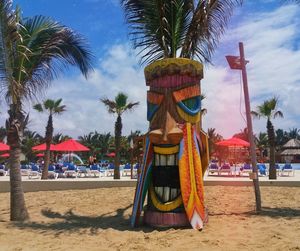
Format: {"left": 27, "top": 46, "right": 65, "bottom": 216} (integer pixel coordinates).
{"left": 162, "top": 112, "right": 177, "bottom": 142}
{"left": 149, "top": 112, "right": 183, "bottom": 145}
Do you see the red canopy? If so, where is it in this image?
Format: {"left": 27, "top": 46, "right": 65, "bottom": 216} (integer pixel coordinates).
{"left": 106, "top": 152, "right": 115, "bottom": 157}
{"left": 0, "top": 142, "right": 10, "bottom": 151}
{"left": 32, "top": 143, "right": 56, "bottom": 151}
{"left": 216, "top": 137, "right": 250, "bottom": 147}
{"left": 54, "top": 139, "right": 90, "bottom": 152}
{"left": 0, "top": 153, "right": 9, "bottom": 158}
{"left": 36, "top": 153, "right": 44, "bottom": 157}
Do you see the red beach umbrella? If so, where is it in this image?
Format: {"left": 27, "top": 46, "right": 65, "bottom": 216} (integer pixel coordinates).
{"left": 32, "top": 143, "right": 56, "bottom": 151}
{"left": 0, "top": 142, "right": 10, "bottom": 151}
{"left": 54, "top": 139, "right": 90, "bottom": 152}
{"left": 106, "top": 152, "right": 116, "bottom": 157}
{"left": 0, "top": 153, "right": 9, "bottom": 158}
{"left": 216, "top": 137, "right": 250, "bottom": 147}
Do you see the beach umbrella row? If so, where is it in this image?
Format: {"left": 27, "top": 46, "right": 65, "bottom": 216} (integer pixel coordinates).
{"left": 0, "top": 142, "right": 10, "bottom": 151}
{"left": 31, "top": 139, "right": 90, "bottom": 152}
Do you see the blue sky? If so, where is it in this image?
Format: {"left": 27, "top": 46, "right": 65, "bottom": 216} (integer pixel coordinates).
{"left": 2, "top": 0, "right": 300, "bottom": 139}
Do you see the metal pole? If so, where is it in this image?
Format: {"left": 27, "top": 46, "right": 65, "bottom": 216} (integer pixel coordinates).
{"left": 239, "top": 42, "right": 262, "bottom": 211}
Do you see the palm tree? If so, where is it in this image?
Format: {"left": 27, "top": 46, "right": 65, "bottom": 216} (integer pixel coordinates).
{"left": 255, "top": 132, "right": 268, "bottom": 162}
{"left": 33, "top": 99, "right": 66, "bottom": 179}
{"left": 121, "top": 0, "right": 242, "bottom": 64}
{"left": 252, "top": 97, "right": 283, "bottom": 179}
{"left": 287, "top": 128, "right": 300, "bottom": 140}
{"left": 101, "top": 93, "right": 139, "bottom": 179}
{"left": 0, "top": 1, "right": 93, "bottom": 221}
{"left": 21, "top": 130, "right": 43, "bottom": 162}
{"left": 52, "top": 133, "right": 71, "bottom": 144}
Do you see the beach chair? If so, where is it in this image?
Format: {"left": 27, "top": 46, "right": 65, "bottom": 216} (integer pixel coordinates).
{"left": 122, "top": 163, "right": 131, "bottom": 176}
{"left": 0, "top": 164, "right": 7, "bottom": 176}
{"left": 106, "top": 163, "right": 115, "bottom": 176}
{"left": 257, "top": 164, "right": 267, "bottom": 176}
{"left": 28, "top": 164, "right": 41, "bottom": 179}
{"left": 64, "top": 164, "right": 77, "bottom": 178}
{"left": 48, "top": 165, "right": 58, "bottom": 179}
{"left": 89, "top": 164, "right": 102, "bottom": 177}
{"left": 208, "top": 163, "right": 219, "bottom": 175}
{"left": 132, "top": 163, "right": 139, "bottom": 178}
{"left": 20, "top": 164, "right": 30, "bottom": 176}
{"left": 218, "top": 163, "right": 232, "bottom": 176}
{"left": 240, "top": 163, "right": 252, "bottom": 176}
{"left": 77, "top": 166, "right": 90, "bottom": 178}
{"left": 281, "top": 163, "right": 295, "bottom": 177}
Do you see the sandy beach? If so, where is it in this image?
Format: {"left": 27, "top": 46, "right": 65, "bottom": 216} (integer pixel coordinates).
{"left": 0, "top": 186, "right": 299, "bottom": 251}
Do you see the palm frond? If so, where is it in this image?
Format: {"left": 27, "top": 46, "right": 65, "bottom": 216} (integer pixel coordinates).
{"left": 273, "top": 110, "right": 283, "bottom": 119}
{"left": 125, "top": 101, "right": 140, "bottom": 111}
{"left": 181, "top": 0, "right": 242, "bottom": 62}
{"left": 33, "top": 103, "right": 43, "bottom": 112}
{"left": 121, "top": 0, "right": 193, "bottom": 64}
{"left": 100, "top": 98, "right": 117, "bottom": 114}
{"left": 251, "top": 111, "right": 260, "bottom": 119}
{"left": 121, "top": 0, "right": 241, "bottom": 64}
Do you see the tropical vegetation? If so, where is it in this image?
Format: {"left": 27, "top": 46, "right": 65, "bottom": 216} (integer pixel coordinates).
{"left": 0, "top": 1, "right": 93, "bottom": 220}
{"left": 33, "top": 99, "right": 66, "bottom": 179}
{"left": 101, "top": 92, "right": 139, "bottom": 179}
{"left": 252, "top": 97, "right": 283, "bottom": 179}
{"left": 121, "top": 0, "right": 242, "bottom": 63}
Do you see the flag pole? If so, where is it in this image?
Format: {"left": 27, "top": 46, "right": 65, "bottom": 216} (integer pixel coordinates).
{"left": 238, "top": 42, "right": 261, "bottom": 211}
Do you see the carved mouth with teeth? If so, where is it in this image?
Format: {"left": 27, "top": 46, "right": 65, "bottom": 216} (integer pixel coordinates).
{"left": 149, "top": 147, "right": 183, "bottom": 211}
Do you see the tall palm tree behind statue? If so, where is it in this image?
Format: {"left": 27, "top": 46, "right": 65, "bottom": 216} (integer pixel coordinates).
{"left": 121, "top": 0, "right": 242, "bottom": 63}
{"left": 252, "top": 97, "right": 283, "bottom": 179}
{"left": 0, "top": 1, "right": 93, "bottom": 221}
{"left": 34, "top": 99, "right": 66, "bottom": 179}
{"left": 101, "top": 92, "right": 139, "bottom": 179}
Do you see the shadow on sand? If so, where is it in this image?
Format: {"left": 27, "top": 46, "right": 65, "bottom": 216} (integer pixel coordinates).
{"left": 210, "top": 207, "right": 300, "bottom": 219}
{"left": 13, "top": 204, "right": 176, "bottom": 235}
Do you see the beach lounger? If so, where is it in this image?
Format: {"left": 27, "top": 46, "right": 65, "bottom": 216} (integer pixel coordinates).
{"left": 208, "top": 163, "right": 219, "bottom": 175}
{"left": 257, "top": 164, "right": 267, "bottom": 176}
{"left": 122, "top": 163, "right": 132, "bottom": 176}
{"left": 0, "top": 164, "right": 7, "bottom": 176}
{"left": 48, "top": 165, "right": 58, "bottom": 179}
{"left": 20, "top": 164, "right": 30, "bottom": 176}
{"left": 64, "top": 164, "right": 77, "bottom": 178}
{"left": 89, "top": 164, "right": 102, "bottom": 177}
{"left": 218, "top": 163, "right": 232, "bottom": 176}
{"left": 240, "top": 163, "right": 252, "bottom": 176}
{"left": 106, "top": 163, "right": 115, "bottom": 176}
{"left": 77, "top": 166, "right": 90, "bottom": 178}
{"left": 28, "top": 165, "right": 41, "bottom": 179}
{"left": 281, "top": 163, "right": 295, "bottom": 177}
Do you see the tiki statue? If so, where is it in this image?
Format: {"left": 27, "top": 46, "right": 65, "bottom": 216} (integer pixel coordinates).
{"left": 131, "top": 58, "right": 209, "bottom": 230}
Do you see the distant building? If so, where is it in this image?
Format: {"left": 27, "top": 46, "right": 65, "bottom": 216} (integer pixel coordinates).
{"left": 280, "top": 139, "right": 300, "bottom": 163}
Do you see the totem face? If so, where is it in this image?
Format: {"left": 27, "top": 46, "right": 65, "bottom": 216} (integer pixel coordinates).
{"left": 131, "top": 58, "right": 208, "bottom": 230}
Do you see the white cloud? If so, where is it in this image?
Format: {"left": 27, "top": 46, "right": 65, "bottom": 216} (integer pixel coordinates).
{"left": 1, "top": 3, "right": 300, "bottom": 140}
{"left": 202, "top": 3, "right": 300, "bottom": 138}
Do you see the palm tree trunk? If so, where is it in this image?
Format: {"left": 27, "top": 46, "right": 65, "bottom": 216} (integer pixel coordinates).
{"left": 267, "top": 119, "right": 276, "bottom": 179}
{"left": 42, "top": 114, "right": 53, "bottom": 180}
{"left": 114, "top": 115, "right": 122, "bottom": 179}
{"left": 6, "top": 104, "right": 29, "bottom": 221}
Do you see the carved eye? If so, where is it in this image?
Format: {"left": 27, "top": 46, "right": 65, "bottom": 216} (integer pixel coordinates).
{"left": 177, "top": 96, "right": 201, "bottom": 116}
{"left": 147, "top": 102, "right": 160, "bottom": 121}
{"left": 147, "top": 91, "right": 164, "bottom": 121}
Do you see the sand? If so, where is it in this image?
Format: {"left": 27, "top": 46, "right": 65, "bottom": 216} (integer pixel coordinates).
{"left": 0, "top": 186, "right": 300, "bottom": 251}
